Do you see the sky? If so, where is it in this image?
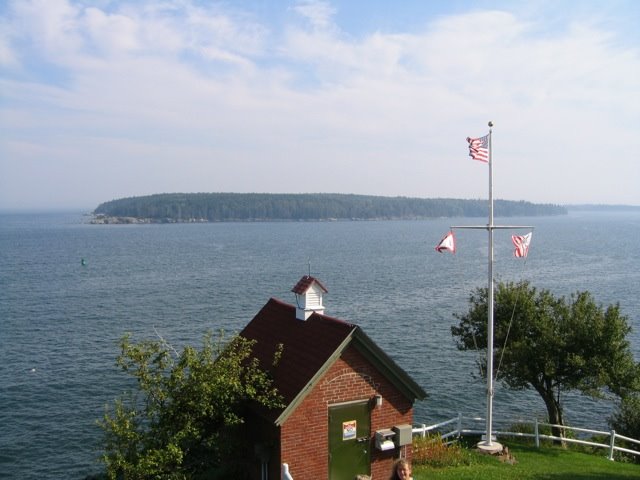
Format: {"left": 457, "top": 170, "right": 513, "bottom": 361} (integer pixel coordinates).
{"left": 1, "top": 0, "right": 639, "bottom": 211}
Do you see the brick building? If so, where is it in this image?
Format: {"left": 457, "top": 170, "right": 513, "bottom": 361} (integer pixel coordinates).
{"left": 240, "top": 276, "right": 427, "bottom": 479}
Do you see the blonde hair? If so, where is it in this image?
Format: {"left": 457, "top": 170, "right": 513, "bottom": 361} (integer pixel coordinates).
{"left": 389, "top": 459, "right": 410, "bottom": 480}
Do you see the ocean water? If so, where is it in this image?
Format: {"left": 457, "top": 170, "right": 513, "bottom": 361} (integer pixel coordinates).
{"left": 1, "top": 210, "right": 639, "bottom": 479}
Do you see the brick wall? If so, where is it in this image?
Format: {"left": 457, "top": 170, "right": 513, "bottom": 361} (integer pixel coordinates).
{"left": 280, "top": 345, "right": 414, "bottom": 479}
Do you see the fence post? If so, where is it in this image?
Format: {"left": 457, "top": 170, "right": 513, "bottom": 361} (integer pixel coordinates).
{"left": 534, "top": 418, "right": 540, "bottom": 449}
{"left": 421, "top": 424, "right": 427, "bottom": 438}
{"left": 608, "top": 429, "right": 616, "bottom": 461}
{"left": 457, "top": 413, "right": 463, "bottom": 439}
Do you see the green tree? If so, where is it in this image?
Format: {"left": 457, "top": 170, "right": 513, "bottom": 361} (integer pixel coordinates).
{"left": 99, "top": 331, "right": 284, "bottom": 479}
{"left": 451, "top": 281, "right": 639, "bottom": 439}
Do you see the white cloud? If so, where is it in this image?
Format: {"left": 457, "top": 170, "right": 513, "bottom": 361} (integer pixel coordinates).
{"left": 292, "top": 0, "right": 337, "bottom": 30}
{"left": 11, "top": 0, "right": 83, "bottom": 62}
{"left": 0, "top": 21, "right": 18, "bottom": 67}
{"left": 0, "top": 1, "right": 639, "bottom": 209}
{"left": 83, "top": 7, "right": 140, "bottom": 56}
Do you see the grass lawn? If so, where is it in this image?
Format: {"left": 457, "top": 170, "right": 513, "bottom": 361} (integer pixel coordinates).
{"left": 412, "top": 442, "right": 640, "bottom": 480}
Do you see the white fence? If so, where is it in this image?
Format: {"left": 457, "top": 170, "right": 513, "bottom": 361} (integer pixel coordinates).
{"left": 414, "top": 414, "right": 640, "bottom": 461}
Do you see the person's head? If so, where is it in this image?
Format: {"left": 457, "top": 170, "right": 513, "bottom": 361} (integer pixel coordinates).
{"left": 391, "top": 459, "right": 411, "bottom": 480}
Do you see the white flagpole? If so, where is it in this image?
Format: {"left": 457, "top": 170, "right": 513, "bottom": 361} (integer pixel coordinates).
{"left": 450, "top": 121, "right": 533, "bottom": 454}
{"left": 483, "top": 122, "right": 498, "bottom": 451}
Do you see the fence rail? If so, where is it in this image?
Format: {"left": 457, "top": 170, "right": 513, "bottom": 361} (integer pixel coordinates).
{"left": 414, "top": 413, "right": 640, "bottom": 461}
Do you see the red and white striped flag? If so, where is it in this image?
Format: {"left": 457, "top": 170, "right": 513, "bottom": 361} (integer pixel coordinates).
{"left": 512, "top": 232, "right": 532, "bottom": 258}
{"left": 467, "top": 134, "right": 489, "bottom": 163}
{"left": 435, "top": 231, "right": 456, "bottom": 254}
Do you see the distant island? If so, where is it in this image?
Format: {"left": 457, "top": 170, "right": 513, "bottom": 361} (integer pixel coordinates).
{"left": 91, "top": 193, "right": 567, "bottom": 224}
{"left": 565, "top": 204, "right": 640, "bottom": 212}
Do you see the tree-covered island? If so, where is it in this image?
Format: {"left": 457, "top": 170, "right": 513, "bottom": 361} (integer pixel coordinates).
{"left": 92, "top": 193, "right": 566, "bottom": 223}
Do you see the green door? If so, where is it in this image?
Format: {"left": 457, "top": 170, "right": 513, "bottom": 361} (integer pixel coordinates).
{"left": 328, "top": 401, "right": 371, "bottom": 480}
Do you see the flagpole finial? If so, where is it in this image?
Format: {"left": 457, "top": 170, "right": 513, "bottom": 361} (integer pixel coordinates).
{"left": 488, "top": 121, "right": 494, "bottom": 128}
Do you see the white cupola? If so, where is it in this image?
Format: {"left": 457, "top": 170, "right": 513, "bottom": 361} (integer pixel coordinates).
{"left": 291, "top": 275, "right": 328, "bottom": 320}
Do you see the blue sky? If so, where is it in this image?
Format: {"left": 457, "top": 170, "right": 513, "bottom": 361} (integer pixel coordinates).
{"left": 1, "top": 0, "right": 639, "bottom": 210}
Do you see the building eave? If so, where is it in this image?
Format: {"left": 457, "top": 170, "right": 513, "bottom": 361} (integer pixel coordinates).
{"left": 274, "top": 328, "right": 356, "bottom": 426}
{"left": 274, "top": 325, "right": 428, "bottom": 426}
{"left": 351, "top": 328, "right": 428, "bottom": 402}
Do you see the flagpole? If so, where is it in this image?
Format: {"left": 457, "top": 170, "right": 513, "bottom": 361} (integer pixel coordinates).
{"left": 444, "top": 121, "right": 534, "bottom": 455}
{"left": 481, "top": 121, "right": 500, "bottom": 452}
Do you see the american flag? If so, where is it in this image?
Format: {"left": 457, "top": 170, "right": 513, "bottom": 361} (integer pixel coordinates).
{"left": 467, "top": 134, "right": 489, "bottom": 163}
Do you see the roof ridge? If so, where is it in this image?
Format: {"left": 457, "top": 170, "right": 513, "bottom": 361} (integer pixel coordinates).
{"left": 267, "top": 297, "right": 355, "bottom": 328}
{"left": 291, "top": 275, "right": 328, "bottom": 294}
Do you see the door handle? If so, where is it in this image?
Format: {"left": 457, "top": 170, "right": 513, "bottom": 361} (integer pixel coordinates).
{"left": 356, "top": 436, "right": 369, "bottom": 443}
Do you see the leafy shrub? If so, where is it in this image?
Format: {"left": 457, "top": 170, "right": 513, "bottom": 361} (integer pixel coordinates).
{"left": 412, "top": 434, "right": 473, "bottom": 467}
{"left": 609, "top": 394, "right": 640, "bottom": 464}
{"left": 98, "top": 332, "right": 284, "bottom": 480}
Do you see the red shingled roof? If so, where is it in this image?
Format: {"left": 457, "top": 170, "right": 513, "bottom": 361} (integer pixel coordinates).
{"left": 291, "top": 275, "right": 328, "bottom": 295}
{"left": 240, "top": 298, "right": 354, "bottom": 417}
{"left": 240, "top": 297, "right": 427, "bottom": 425}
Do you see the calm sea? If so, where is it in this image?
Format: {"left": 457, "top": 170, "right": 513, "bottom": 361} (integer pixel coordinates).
{"left": 1, "top": 210, "right": 639, "bottom": 479}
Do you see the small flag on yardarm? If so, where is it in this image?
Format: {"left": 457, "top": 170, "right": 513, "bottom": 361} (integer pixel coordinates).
{"left": 467, "top": 134, "right": 489, "bottom": 163}
{"left": 512, "top": 232, "right": 532, "bottom": 258}
{"left": 435, "top": 231, "right": 456, "bottom": 254}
